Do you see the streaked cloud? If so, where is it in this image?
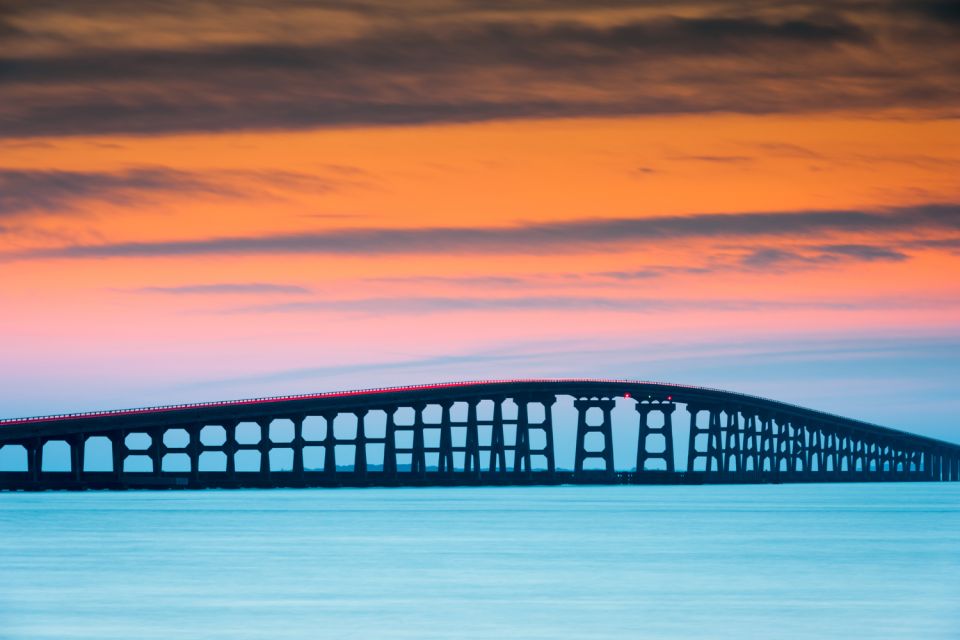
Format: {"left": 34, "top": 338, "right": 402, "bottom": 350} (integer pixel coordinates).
{"left": 8, "top": 203, "right": 958, "bottom": 260}
{"left": 0, "top": 166, "right": 356, "bottom": 217}
{"left": 739, "top": 244, "right": 910, "bottom": 269}
{"left": 2, "top": 2, "right": 958, "bottom": 137}
{"left": 223, "top": 294, "right": 954, "bottom": 316}
{"left": 127, "top": 283, "right": 311, "bottom": 295}
{"left": 0, "top": 167, "right": 234, "bottom": 216}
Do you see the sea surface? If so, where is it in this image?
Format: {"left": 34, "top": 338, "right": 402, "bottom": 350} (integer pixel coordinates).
{"left": 1, "top": 484, "right": 958, "bottom": 639}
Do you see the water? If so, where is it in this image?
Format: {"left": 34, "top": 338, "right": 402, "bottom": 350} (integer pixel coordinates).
{"left": 1, "top": 485, "right": 958, "bottom": 639}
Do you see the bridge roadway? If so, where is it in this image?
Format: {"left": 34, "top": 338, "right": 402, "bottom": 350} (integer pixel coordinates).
{"left": 1, "top": 379, "right": 958, "bottom": 490}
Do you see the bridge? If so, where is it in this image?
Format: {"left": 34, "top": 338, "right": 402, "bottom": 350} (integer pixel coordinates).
{"left": 1, "top": 379, "right": 958, "bottom": 490}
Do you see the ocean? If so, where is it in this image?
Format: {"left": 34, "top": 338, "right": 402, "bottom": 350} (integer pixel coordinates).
{"left": 1, "top": 484, "right": 958, "bottom": 639}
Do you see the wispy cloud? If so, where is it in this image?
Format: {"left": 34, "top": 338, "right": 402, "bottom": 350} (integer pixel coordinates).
{"left": 739, "top": 243, "right": 910, "bottom": 269}
{"left": 0, "top": 166, "right": 355, "bottom": 217}
{"left": 127, "top": 283, "right": 311, "bottom": 295}
{"left": 7, "top": 203, "right": 958, "bottom": 260}
{"left": 219, "top": 293, "right": 957, "bottom": 316}
{"left": 0, "top": 167, "right": 235, "bottom": 216}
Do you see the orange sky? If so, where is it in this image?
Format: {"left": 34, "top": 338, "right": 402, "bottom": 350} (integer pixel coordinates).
{"left": 1, "top": 0, "right": 958, "bottom": 441}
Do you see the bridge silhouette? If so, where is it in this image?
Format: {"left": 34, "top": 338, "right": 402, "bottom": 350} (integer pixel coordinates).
{"left": 1, "top": 379, "right": 958, "bottom": 490}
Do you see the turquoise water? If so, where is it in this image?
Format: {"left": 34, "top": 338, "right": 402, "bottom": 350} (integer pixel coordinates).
{"left": 1, "top": 485, "right": 958, "bottom": 639}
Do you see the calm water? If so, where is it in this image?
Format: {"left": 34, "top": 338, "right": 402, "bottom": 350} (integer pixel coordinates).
{"left": 1, "top": 484, "right": 958, "bottom": 639}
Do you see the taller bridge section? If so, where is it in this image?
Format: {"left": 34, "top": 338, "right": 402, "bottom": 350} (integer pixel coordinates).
{"left": 1, "top": 379, "right": 957, "bottom": 490}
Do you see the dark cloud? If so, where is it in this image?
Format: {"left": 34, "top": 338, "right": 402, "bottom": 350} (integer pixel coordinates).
{"left": 906, "top": 1, "right": 960, "bottom": 24}
{"left": 129, "top": 283, "right": 311, "bottom": 295}
{"left": 0, "top": 167, "right": 235, "bottom": 216}
{"left": 812, "top": 244, "right": 910, "bottom": 262}
{"left": 0, "top": 166, "right": 352, "bottom": 216}
{"left": 7, "top": 203, "right": 959, "bottom": 260}
{"left": 739, "top": 243, "right": 910, "bottom": 269}
{"left": 1, "top": 3, "right": 955, "bottom": 137}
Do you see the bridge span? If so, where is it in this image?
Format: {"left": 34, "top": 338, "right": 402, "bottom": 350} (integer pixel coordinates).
{"left": 1, "top": 379, "right": 958, "bottom": 490}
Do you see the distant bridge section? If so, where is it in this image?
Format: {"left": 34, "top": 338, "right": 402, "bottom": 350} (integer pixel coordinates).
{"left": 1, "top": 379, "right": 958, "bottom": 490}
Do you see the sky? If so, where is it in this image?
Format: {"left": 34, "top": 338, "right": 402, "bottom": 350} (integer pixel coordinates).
{"left": 1, "top": 0, "right": 959, "bottom": 443}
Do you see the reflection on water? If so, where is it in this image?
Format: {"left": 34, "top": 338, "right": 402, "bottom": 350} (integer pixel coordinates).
{"left": 1, "top": 484, "right": 958, "bottom": 639}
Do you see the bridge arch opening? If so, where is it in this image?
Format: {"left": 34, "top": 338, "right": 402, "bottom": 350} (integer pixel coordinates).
{"left": 270, "top": 419, "right": 295, "bottom": 444}
{"left": 83, "top": 436, "right": 112, "bottom": 472}
{"left": 235, "top": 422, "right": 261, "bottom": 445}
{"left": 164, "top": 429, "right": 190, "bottom": 449}
{"left": 0, "top": 444, "right": 27, "bottom": 472}
{"left": 302, "top": 416, "right": 326, "bottom": 442}
{"left": 42, "top": 440, "right": 71, "bottom": 472}
{"left": 200, "top": 451, "right": 227, "bottom": 472}
{"left": 163, "top": 453, "right": 190, "bottom": 472}
{"left": 200, "top": 425, "right": 227, "bottom": 446}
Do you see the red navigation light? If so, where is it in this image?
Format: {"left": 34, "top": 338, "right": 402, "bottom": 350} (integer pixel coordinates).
{"left": 624, "top": 392, "right": 631, "bottom": 399}
{"left": 667, "top": 395, "right": 673, "bottom": 401}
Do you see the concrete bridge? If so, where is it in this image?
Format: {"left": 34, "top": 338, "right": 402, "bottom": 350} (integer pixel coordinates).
{"left": 1, "top": 379, "right": 958, "bottom": 490}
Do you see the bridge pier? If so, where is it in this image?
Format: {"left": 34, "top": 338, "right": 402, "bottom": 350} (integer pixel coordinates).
{"left": 323, "top": 412, "right": 337, "bottom": 480}
{"left": 488, "top": 399, "right": 507, "bottom": 475}
{"left": 354, "top": 410, "right": 368, "bottom": 479}
{"left": 438, "top": 402, "right": 454, "bottom": 475}
{"left": 573, "top": 397, "right": 615, "bottom": 479}
{"left": 463, "top": 400, "right": 481, "bottom": 478}
{"left": 636, "top": 401, "right": 675, "bottom": 473}
{"left": 514, "top": 398, "right": 532, "bottom": 477}
{"left": 292, "top": 417, "right": 305, "bottom": 481}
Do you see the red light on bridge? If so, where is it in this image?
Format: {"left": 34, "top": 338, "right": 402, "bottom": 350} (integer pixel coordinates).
{"left": 624, "top": 392, "right": 631, "bottom": 399}
{"left": 667, "top": 395, "right": 673, "bottom": 401}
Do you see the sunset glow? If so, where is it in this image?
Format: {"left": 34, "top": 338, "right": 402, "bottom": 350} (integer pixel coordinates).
{"left": 2, "top": 0, "right": 958, "bottom": 442}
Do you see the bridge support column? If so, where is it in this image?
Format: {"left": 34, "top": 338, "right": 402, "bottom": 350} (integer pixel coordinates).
{"left": 383, "top": 409, "right": 397, "bottom": 480}
{"left": 686, "top": 406, "right": 707, "bottom": 472}
{"left": 464, "top": 401, "right": 481, "bottom": 478}
{"left": 489, "top": 399, "right": 507, "bottom": 475}
{"left": 354, "top": 410, "right": 368, "bottom": 479}
{"left": 150, "top": 429, "right": 163, "bottom": 476}
{"left": 187, "top": 426, "right": 200, "bottom": 485}
{"left": 758, "top": 415, "right": 774, "bottom": 477}
{"left": 513, "top": 397, "right": 532, "bottom": 477}
{"left": 71, "top": 435, "right": 85, "bottom": 483}
{"left": 636, "top": 402, "right": 675, "bottom": 473}
{"left": 706, "top": 408, "right": 724, "bottom": 475}
{"left": 542, "top": 396, "right": 556, "bottom": 476}
{"left": 257, "top": 420, "right": 271, "bottom": 482}
{"left": 27, "top": 438, "right": 42, "bottom": 484}
{"left": 412, "top": 404, "right": 427, "bottom": 477}
{"left": 792, "top": 422, "right": 806, "bottom": 479}
{"left": 323, "top": 412, "right": 337, "bottom": 481}
{"left": 774, "top": 418, "right": 790, "bottom": 481}
{"left": 573, "top": 398, "right": 615, "bottom": 480}
{"left": 740, "top": 413, "right": 758, "bottom": 478}
{"left": 224, "top": 423, "right": 237, "bottom": 480}
{"left": 438, "top": 403, "right": 454, "bottom": 475}
{"left": 292, "top": 417, "right": 304, "bottom": 481}
{"left": 111, "top": 432, "right": 125, "bottom": 482}
{"left": 724, "top": 410, "right": 741, "bottom": 477}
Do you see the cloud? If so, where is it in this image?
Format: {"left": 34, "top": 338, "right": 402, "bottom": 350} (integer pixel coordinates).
{"left": 670, "top": 155, "right": 753, "bottom": 164}
{"left": 0, "top": 167, "right": 235, "bottom": 216}
{"left": 739, "top": 243, "right": 910, "bottom": 269}
{"left": 7, "top": 203, "right": 959, "bottom": 260}
{"left": 1, "top": 3, "right": 956, "bottom": 137}
{"left": 0, "top": 166, "right": 355, "bottom": 217}
{"left": 127, "top": 283, "right": 311, "bottom": 295}
{"left": 226, "top": 294, "right": 872, "bottom": 315}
